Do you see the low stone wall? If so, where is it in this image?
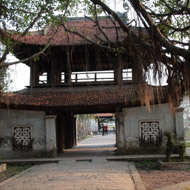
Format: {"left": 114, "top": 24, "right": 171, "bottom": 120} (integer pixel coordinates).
{"left": 0, "top": 164, "right": 6, "bottom": 173}
{"left": 116, "top": 103, "right": 184, "bottom": 154}
{"left": 0, "top": 109, "right": 57, "bottom": 158}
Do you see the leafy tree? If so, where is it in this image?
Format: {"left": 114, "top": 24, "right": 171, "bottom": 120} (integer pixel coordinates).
{"left": 0, "top": 66, "right": 12, "bottom": 92}
{"left": 0, "top": 0, "right": 189, "bottom": 105}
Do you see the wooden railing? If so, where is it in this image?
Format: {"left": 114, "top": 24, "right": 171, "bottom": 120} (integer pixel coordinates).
{"left": 38, "top": 70, "right": 133, "bottom": 85}
{"left": 70, "top": 71, "right": 114, "bottom": 83}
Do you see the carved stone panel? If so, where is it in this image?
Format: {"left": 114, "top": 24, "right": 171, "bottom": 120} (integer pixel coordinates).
{"left": 12, "top": 126, "right": 32, "bottom": 151}
{"left": 139, "top": 121, "right": 161, "bottom": 146}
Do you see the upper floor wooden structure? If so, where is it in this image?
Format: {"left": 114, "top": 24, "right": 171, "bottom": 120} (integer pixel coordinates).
{"left": 12, "top": 18, "right": 145, "bottom": 89}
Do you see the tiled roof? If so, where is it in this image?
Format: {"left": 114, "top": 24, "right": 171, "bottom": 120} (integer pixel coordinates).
{"left": 0, "top": 86, "right": 168, "bottom": 109}
{"left": 12, "top": 19, "right": 129, "bottom": 46}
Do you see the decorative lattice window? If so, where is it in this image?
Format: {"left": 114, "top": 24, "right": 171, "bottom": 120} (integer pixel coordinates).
{"left": 12, "top": 126, "right": 32, "bottom": 151}
{"left": 139, "top": 120, "right": 161, "bottom": 146}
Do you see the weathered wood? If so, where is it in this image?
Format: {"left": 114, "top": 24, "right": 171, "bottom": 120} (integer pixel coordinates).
{"left": 114, "top": 54, "right": 123, "bottom": 86}
{"left": 65, "top": 47, "right": 72, "bottom": 84}
{"left": 30, "top": 59, "right": 39, "bottom": 87}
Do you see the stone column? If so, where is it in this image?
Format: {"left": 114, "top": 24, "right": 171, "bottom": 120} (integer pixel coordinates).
{"left": 45, "top": 115, "right": 57, "bottom": 157}
{"left": 175, "top": 108, "right": 184, "bottom": 142}
{"left": 115, "top": 112, "right": 125, "bottom": 153}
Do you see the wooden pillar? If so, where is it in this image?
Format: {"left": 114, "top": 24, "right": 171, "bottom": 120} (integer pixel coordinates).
{"left": 30, "top": 60, "right": 39, "bottom": 87}
{"left": 73, "top": 117, "right": 77, "bottom": 146}
{"left": 65, "top": 47, "right": 72, "bottom": 84}
{"left": 65, "top": 113, "right": 74, "bottom": 148}
{"left": 114, "top": 54, "right": 123, "bottom": 85}
{"left": 53, "top": 58, "right": 61, "bottom": 86}
{"left": 48, "top": 50, "right": 58, "bottom": 87}
{"left": 133, "top": 57, "right": 144, "bottom": 83}
{"left": 95, "top": 46, "right": 101, "bottom": 70}
{"left": 57, "top": 113, "right": 65, "bottom": 153}
{"left": 47, "top": 69, "right": 52, "bottom": 85}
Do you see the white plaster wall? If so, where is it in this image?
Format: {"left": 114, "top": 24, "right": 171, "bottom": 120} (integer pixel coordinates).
{"left": 0, "top": 109, "right": 46, "bottom": 158}
{"left": 122, "top": 103, "right": 175, "bottom": 148}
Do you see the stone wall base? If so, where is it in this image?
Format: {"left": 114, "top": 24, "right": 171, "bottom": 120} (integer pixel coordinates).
{"left": 0, "top": 150, "right": 50, "bottom": 159}
{"left": 117, "top": 147, "right": 165, "bottom": 155}
{"left": 159, "top": 161, "right": 190, "bottom": 170}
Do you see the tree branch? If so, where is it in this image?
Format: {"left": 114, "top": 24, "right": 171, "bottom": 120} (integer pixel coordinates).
{"left": 0, "top": 24, "right": 61, "bottom": 67}
{"left": 0, "top": 0, "right": 51, "bottom": 63}
{"left": 128, "top": 0, "right": 190, "bottom": 59}
{"left": 0, "top": 0, "right": 71, "bottom": 68}
{"left": 150, "top": 9, "right": 189, "bottom": 17}
{"left": 186, "top": 0, "right": 190, "bottom": 7}
{"left": 170, "top": 40, "right": 190, "bottom": 46}
{"left": 61, "top": 22, "right": 117, "bottom": 51}
{"left": 94, "top": 5, "right": 111, "bottom": 44}
{"left": 160, "top": 0, "right": 173, "bottom": 11}
{"left": 1, "top": 4, "right": 37, "bottom": 15}
{"left": 90, "top": 0, "right": 133, "bottom": 35}
{"left": 107, "top": 14, "right": 119, "bottom": 42}
{"left": 161, "top": 21, "right": 190, "bottom": 32}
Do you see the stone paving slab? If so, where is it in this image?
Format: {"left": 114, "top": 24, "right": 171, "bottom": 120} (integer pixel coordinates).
{"left": 0, "top": 159, "right": 145, "bottom": 190}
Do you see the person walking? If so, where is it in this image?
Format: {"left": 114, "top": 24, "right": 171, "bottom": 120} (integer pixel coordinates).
{"left": 105, "top": 124, "right": 108, "bottom": 135}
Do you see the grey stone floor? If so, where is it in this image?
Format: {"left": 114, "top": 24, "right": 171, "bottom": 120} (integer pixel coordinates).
{"left": 0, "top": 134, "right": 146, "bottom": 190}
{"left": 76, "top": 133, "right": 116, "bottom": 148}
{"left": 59, "top": 134, "right": 117, "bottom": 158}
{"left": 0, "top": 159, "right": 145, "bottom": 190}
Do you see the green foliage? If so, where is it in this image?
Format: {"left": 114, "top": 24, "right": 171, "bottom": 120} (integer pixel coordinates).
{"left": 165, "top": 131, "right": 186, "bottom": 162}
{"left": 185, "top": 142, "right": 190, "bottom": 147}
{"left": 1, "top": 0, "right": 77, "bottom": 32}
{"left": 33, "top": 56, "right": 40, "bottom": 62}
{"left": 134, "top": 159, "right": 160, "bottom": 170}
{"left": 80, "top": 0, "right": 105, "bottom": 18}
{"left": 177, "top": 143, "right": 186, "bottom": 161}
{"left": 0, "top": 66, "right": 12, "bottom": 92}
{"left": 142, "top": 0, "right": 190, "bottom": 41}
{"left": 7, "top": 164, "right": 32, "bottom": 175}
{"left": 111, "top": 47, "right": 126, "bottom": 56}
{"left": 165, "top": 130, "right": 175, "bottom": 162}
{"left": 0, "top": 164, "right": 33, "bottom": 183}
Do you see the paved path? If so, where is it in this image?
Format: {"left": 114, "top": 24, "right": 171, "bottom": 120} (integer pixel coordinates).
{"left": 76, "top": 134, "right": 116, "bottom": 148}
{"left": 0, "top": 159, "right": 145, "bottom": 190}
{"left": 0, "top": 134, "right": 145, "bottom": 190}
{"left": 59, "top": 134, "right": 117, "bottom": 158}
